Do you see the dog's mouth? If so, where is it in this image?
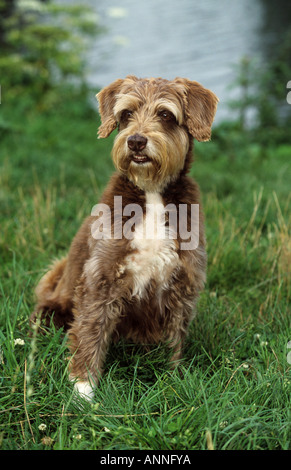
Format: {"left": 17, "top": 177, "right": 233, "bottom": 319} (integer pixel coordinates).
{"left": 131, "top": 154, "right": 151, "bottom": 165}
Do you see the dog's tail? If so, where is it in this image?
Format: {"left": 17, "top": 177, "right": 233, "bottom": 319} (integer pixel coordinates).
{"left": 30, "top": 257, "right": 74, "bottom": 331}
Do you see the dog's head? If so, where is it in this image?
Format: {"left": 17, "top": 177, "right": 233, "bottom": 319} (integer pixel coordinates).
{"left": 97, "top": 76, "right": 218, "bottom": 191}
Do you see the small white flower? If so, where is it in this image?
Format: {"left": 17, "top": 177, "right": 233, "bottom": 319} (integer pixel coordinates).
{"left": 104, "top": 427, "right": 110, "bottom": 433}
{"left": 14, "top": 338, "right": 25, "bottom": 346}
{"left": 242, "top": 363, "right": 249, "bottom": 369}
{"left": 73, "top": 434, "right": 82, "bottom": 440}
{"left": 219, "top": 420, "right": 228, "bottom": 429}
{"left": 38, "top": 423, "right": 47, "bottom": 432}
{"left": 41, "top": 436, "right": 53, "bottom": 446}
{"left": 260, "top": 341, "right": 268, "bottom": 346}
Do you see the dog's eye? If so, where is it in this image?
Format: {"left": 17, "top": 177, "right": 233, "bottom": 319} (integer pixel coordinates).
{"left": 159, "top": 110, "right": 175, "bottom": 122}
{"left": 121, "top": 110, "right": 133, "bottom": 121}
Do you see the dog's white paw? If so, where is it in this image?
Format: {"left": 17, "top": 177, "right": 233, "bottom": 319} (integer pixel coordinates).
{"left": 73, "top": 380, "right": 94, "bottom": 401}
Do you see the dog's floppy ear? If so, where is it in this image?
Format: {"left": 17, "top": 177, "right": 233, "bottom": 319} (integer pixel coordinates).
{"left": 174, "top": 78, "right": 219, "bottom": 141}
{"left": 96, "top": 78, "right": 124, "bottom": 138}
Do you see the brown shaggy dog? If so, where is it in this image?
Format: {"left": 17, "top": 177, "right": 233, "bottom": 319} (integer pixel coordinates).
{"left": 31, "top": 76, "right": 218, "bottom": 400}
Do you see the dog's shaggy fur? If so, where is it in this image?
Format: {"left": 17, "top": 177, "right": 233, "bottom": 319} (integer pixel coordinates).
{"left": 31, "top": 76, "right": 218, "bottom": 400}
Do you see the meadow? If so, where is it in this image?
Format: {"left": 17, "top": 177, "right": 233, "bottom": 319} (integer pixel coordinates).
{"left": 0, "top": 84, "right": 290, "bottom": 450}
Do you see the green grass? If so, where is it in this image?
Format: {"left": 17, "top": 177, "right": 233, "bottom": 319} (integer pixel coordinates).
{"left": 0, "top": 87, "right": 290, "bottom": 450}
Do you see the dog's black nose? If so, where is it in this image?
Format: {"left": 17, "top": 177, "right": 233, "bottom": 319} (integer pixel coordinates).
{"left": 127, "top": 134, "right": 148, "bottom": 152}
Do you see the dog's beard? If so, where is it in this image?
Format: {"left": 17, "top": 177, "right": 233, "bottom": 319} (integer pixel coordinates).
{"left": 127, "top": 160, "right": 164, "bottom": 192}
{"left": 112, "top": 129, "right": 189, "bottom": 192}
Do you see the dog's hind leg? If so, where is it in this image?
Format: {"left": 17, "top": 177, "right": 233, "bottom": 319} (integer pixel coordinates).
{"left": 30, "top": 257, "right": 74, "bottom": 331}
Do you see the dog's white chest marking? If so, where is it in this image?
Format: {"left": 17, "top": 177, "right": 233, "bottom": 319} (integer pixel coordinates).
{"left": 124, "top": 192, "right": 180, "bottom": 297}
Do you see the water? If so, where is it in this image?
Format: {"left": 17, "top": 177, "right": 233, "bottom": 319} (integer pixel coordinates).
{"left": 79, "top": 0, "right": 290, "bottom": 122}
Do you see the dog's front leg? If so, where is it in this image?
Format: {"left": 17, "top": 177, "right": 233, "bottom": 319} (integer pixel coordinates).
{"left": 163, "top": 276, "right": 198, "bottom": 370}
{"left": 68, "top": 297, "right": 123, "bottom": 401}
{"left": 166, "top": 312, "right": 190, "bottom": 369}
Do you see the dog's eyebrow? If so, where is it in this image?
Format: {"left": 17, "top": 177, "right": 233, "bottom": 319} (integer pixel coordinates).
{"left": 114, "top": 94, "right": 143, "bottom": 119}
{"left": 154, "top": 99, "right": 183, "bottom": 125}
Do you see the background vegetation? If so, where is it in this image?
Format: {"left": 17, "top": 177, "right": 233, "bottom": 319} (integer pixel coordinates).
{"left": 0, "top": 0, "right": 290, "bottom": 450}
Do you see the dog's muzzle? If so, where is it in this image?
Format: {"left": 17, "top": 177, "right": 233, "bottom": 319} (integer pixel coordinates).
{"left": 127, "top": 134, "right": 151, "bottom": 164}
